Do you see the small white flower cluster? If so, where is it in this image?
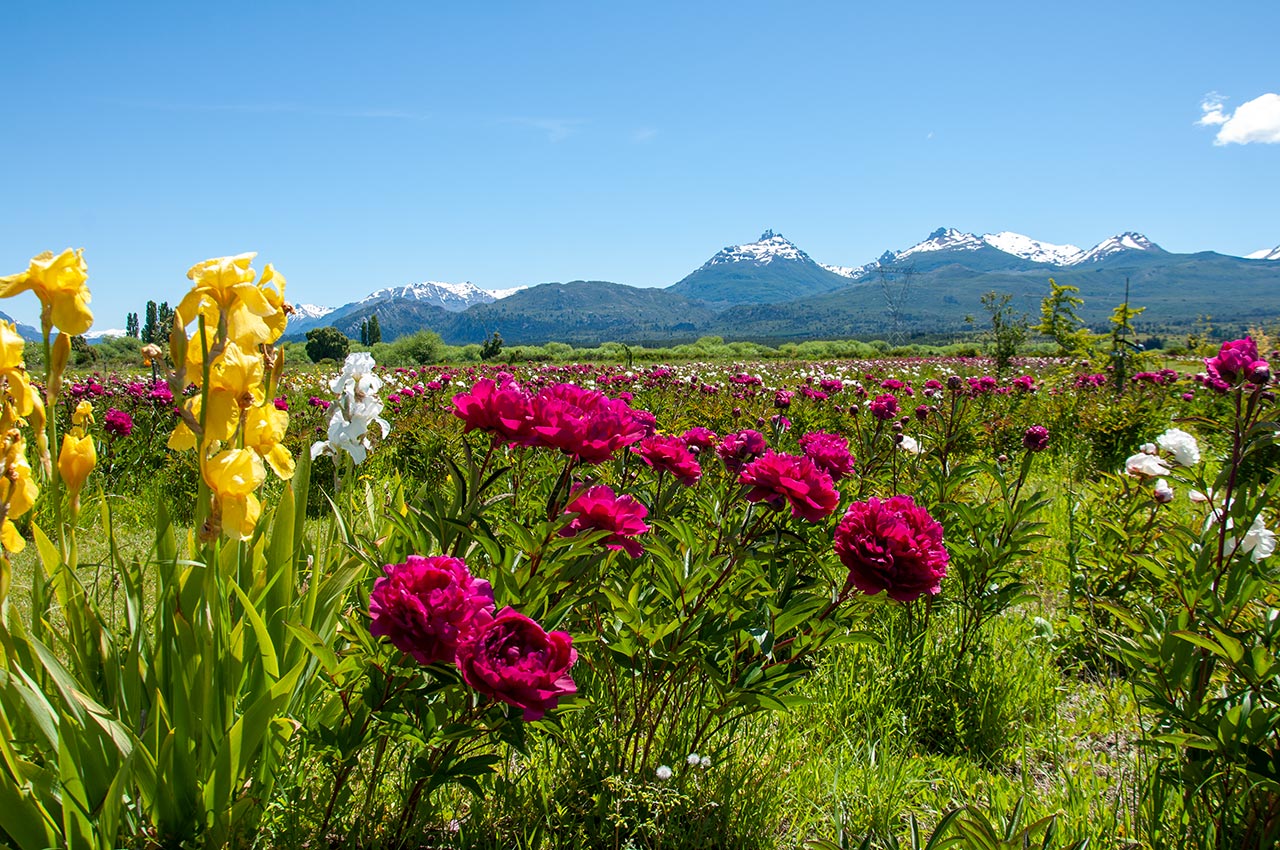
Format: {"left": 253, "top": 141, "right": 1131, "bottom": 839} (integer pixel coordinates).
{"left": 311, "top": 352, "right": 391, "bottom": 465}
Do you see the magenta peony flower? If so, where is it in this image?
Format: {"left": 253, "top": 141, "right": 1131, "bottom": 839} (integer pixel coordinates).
{"left": 455, "top": 607, "right": 577, "bottom": 721}
{"left": 1205, "top": 337, "right": 1269, "bottom": 386}
{"left": 869, "top": 393, "right": 899, "bottom": 421}
{"left": 451, "top": 378, "right": 535, "bottom": 443}
{"left": 798, "top": 431, "right": 855, "bottom": 481}
{"left": 717, "top": 429, "right": 767, "bottom": 473}
{"left": 834, "top": 496, "right": 949, "bottom": 602}
{"left": 739, "top": 451, "right": 840, "bottom": 522}
{"left": 528, "top": 384, "right": 648, "bottom": 463}
{"left": 773, "top": 389, "right": 793, "bottom": 409}
{"left": 103, "top": 408, "right": 133, "bottom": 438}
{"left": 1023, "top": 425, "right": 1050, "bottom": 452}
{"left": 681, "top": 426, "right": 718, "bottom": 453}
{"left": 273, "top": 396, "right": 289, "bottom": 411}
{"left": 561, "top": 484, "right": 650, "bottom": 557}
{"left": 369, "top": 555, "right": 494, "bottom": 666}
{"left": 632, "top": 434, "right": 702, "bottom": 486}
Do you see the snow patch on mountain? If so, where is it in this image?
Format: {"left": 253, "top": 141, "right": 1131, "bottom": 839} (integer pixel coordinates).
{"left": 291, "top": 303, "right": 335, "bottom": 321}
{"left": 1246, "top": 245, "right": 1280, "bottom": 261}
{"left": 897, "top": 227, "right": 987, "bottom": 259}
{"left": 487, "top": 285, "right": 531, "bottom": 300}
{"left": 359, "top": 281, "right": 497, "bottom": 313}
{"left": 982, "top": 232, "right": 1082, "bottom": 265}
{"left": 820, "top": 262, "right": 878, "bottom": 279}
{"left": 1072, "top": 232, "right": 1159, "bottom": 264}
{"left": 702, "top": 230, "right": 814, "bottom": 267}
{"left": 84, "top": 329, "right": 128, "bottom": 341}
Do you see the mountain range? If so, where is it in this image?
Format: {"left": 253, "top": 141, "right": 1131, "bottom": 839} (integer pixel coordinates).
{"left": 282, "top": 228, "right": 1280, "bottom": 345}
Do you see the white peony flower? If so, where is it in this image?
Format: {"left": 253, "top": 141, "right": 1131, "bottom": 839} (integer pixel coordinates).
{"left": 1126, "top": 452, "right": 1171, "bottom": 479}
{"left": 1241, "top": 515, "right": 1276, "bottom": 562}
{"left": 1153, "top": 479, "right": 1174, "bottom": 503}
{"left": 898, "top": 435, "right": 922, "bottom": 455}
{"left": 686, "top": 753, "right": 701, "bottom": 766}
{"left": 1156, "top": 428, "right": 1200, "bottom": 467}
{"left": 655, "top": 765, "right": 673, "bottom": 781}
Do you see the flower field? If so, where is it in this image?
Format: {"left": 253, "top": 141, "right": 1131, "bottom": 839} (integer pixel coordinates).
{"left": 0, "top": 251, "right": 1277, "bottom": 850}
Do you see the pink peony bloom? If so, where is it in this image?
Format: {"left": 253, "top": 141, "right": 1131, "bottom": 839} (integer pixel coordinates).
{"left": 632, "top": 434, "right": 702, "bottom": 486}
{"left": 834, "top": 496, "right": 949, "bottom": 602}
{"left": 273, "top": 396, "right": 289, "bottom": 411}
{"left": 103, "top": 408, "right": 133, "bottom": 438}
{"left": 1205, "top": 337, "right": 1269, "bottom": 386}
{"left": 561, "top": 484, "right": 650, "bottom": 557}
{"left": 528, "top": 384, "right": 648, "bottom": 463}
{"left": 681, "top": 426, "right": 718, "bottom": 453}
{"left": 455, "top": 607, "right": 577, "bottom": 721}
{"left": 869, "top": 393, "right": 899, "bottom": 421}
{"left": 451, "top": 378, "right": 535, "bottom": 443}
{"left": 739, "top": 451, "right": 840, "bottom": 521}
{"left": 798, "top": 431, "right": 855, "bottom": 481}
{"left": 717, "top": 429, "right": 767, "bottom": 473}
{"left": 369, "top": 555, "right": 495, "bottom": 666}
{"left": 1022, "top": 425, "right": 1049, "bottom": 452}
{"left": 773, "top": 389, "right": 794, "bottom": 409}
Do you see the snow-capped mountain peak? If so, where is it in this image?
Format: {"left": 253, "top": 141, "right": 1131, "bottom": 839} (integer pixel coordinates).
{"left": 290, "top": 303, "right": 335, "bottom": 321}
{"left": 1246, "top": 245, "right": 1280, "bottom": 261}
{"left": 896, "top": 227, "right": 988, "bottom": 259}
{"left": 359, "top": 281, "right": 497, "bottom": 313}
{"left": 1072, "top": 232, "right": 1160, "bottom": 264}
{"left": 703, "top": 230, "right": 813, "bottom": 267}
{"left": 820, "top": 261, "right": 879, "bottom": 279}
{"left": 981, "top": 232, "right": 1082, "bottom": 265}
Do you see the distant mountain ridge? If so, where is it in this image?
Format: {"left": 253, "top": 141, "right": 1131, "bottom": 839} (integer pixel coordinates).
{"left": 283, "top": 226, "right": 1280, "bottom": 346}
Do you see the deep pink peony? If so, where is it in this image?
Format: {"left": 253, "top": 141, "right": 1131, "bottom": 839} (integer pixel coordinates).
{"left": 560, "top": 484, "right": 650, "bottom": 557}
{"left": 798, "top": 431, "right": 855, "bottom": 481}
{"left": 369, "top": 555, "right": 495, "bottom": 666}
{"left": 455, "top": 607, "right": 577, "bottom": 721}
{"left": 681, "top": 426, "right": 718, "bottom": 453}
{"left": 869, "top": 393, "right": 899, "bottom": 421}
{"left": 1205, "top": 337, "right": 1270, "bottom": 386}
{"left": 451, "top": 378, "right": 535, "bottom": 442}
{"left": 632, "top": 434, "right": 702, "bottom": 486}
{"left": 717, "top": 429, "right": 767, "bottom": 473}
{"left": 1022, "top": 425, "right": 1050, "bottom": 452}
{"left": 103, "top": 408, "right": 133, "bottom": 438}
{"left": 528, "top": 384, "right": 648, "bottom": 463}
{"left": 739, "top": 451, "right": 840, "bottom": 521}
{"left": 833, "top": 496, "right": 949, "bottom": 602}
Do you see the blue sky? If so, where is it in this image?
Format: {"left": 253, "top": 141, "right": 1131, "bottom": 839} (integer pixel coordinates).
{"left": 1, "top": 1, "right": 1277, "bottom": 329}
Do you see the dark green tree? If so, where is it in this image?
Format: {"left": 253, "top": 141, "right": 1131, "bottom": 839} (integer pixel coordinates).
{"left": 305, "top": 326, "right": 351, "bottom": 363}
{"left": 155, "top": 302, "right": 175, "bottom": 343}
{"left": 360, "top": 320, "right": 368, "bottom": 346}
{"left": 142, "top": 300, "right": 158, "bottom": 344}
{"left": 480, "top": 330, "right": 504, "bottom": 361}
{"left": 367, "top": 314, "right": 381, "bottom": 344}
{"left": 125, "top": 312, "right": 140, "bottom": 339}
{"left": 1108, "top": 277, "right": 1146, "bottom": 393}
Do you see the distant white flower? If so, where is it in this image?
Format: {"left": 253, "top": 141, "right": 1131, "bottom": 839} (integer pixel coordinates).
{"left": 1126, "top": 452, "right": 1171, "bottom": 479}
{"left": 898, "top": 435, "right": 921, "bottom": 455}
{"left": 1154, "top": 479, "right": 1175, "bottom": 503}
{"left": 1157, "top": 428, "right": 1200, "bottom": 467}
{"left": 1189, "top": 489, "right": 1213, "bottom": 504}
{"left": 700, "top": 755, "right": 712, "bottom": 770}
{"left": 655, "top": 765, "right": 673, "bottom": 781}
{"left": 686, "top": 753, "right": 701, "bottom": 766}
{"left": 1139, "top": 442, "right": 1158, "bottom": 456}
{"left": 311, "top": 352, "right": 391, "bottom": 465}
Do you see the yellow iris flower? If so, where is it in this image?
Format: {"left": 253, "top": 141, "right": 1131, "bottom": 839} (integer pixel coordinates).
{"left": 243, "top": 405, "right": 295, "bottom": 479}
{"left": 203, "top": 448, "right": 266, "bottom": 540}
{"left": 178, "top": 254, "right": 287, "bottom": 349}
{"left": 0, "top": 249, "right": 94, "bottom": 336}
{"left": 0, "top": 433, "right": 37, "bottom": 553}
{"left": 58, "top": 433, "right": 96, "bottom": 496}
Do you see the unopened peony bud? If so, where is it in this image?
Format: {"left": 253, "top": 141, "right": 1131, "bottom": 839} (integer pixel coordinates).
{"left": 1153, "top": 479, "right": 1174, "bottom": 503}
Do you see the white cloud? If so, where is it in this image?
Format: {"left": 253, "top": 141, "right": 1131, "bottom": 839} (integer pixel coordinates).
{"left": 1198, "top": 92, "right": 1280, "bottom": 145}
